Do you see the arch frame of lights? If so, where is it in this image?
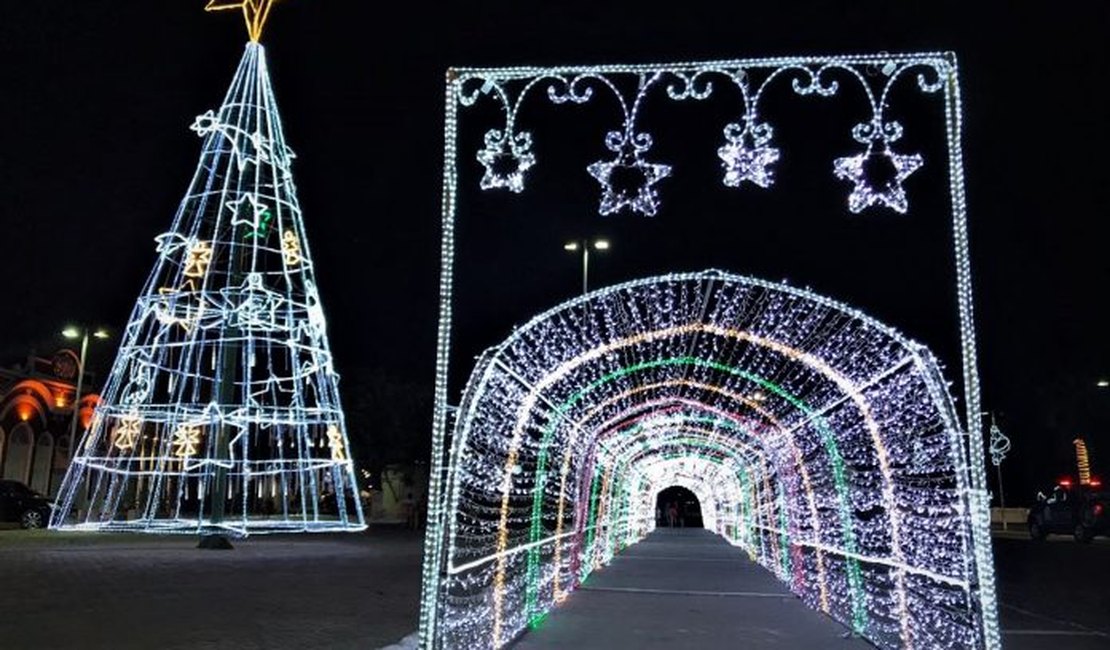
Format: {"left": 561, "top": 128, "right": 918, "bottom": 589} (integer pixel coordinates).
{"left": 421, "top": 52, "right": 993, "bottom": 650}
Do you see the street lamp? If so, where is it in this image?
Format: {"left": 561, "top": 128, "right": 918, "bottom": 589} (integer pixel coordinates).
{"left": 564, "top": 238, "right": 610, "bottom": 295}
{"left": 61, "top": 325, "right": 110, "bottom": 476}
{"left": 1097, "top": 379, "right": 1109, "bottom": 388}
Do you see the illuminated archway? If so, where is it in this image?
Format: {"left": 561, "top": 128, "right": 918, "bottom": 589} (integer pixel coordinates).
{"left": 427, "top": 270, "right": 997, "bottom": 649}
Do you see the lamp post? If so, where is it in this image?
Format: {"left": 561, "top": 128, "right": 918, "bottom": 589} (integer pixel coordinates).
{"left": 62, "top": 325, "right": 109, "bottom": 517}
{"left": 982, "top": 411, "right": 1012, "bottom": 531}
{"left": 564, "top": 238, "right": 610, "bottom": 295}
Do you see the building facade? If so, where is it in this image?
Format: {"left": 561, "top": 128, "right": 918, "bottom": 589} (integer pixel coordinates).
{"left": 0, "top": 350, "right": 100, "bottom": 496}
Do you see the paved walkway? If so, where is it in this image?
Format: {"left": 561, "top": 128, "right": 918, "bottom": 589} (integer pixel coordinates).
{"left": 514, "top": 528, "right": 871, "bottom": 649}
{"left": 0, "top": 527, "right": 423, "bottom": 650}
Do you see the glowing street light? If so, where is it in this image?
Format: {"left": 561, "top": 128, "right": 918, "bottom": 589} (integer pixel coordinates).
{"left": 1097, "top": 379, "right": 1109, "bottom": 388}
{"left": 564, "top": 238, "right": 610, "bottom": 295}
{"left": 61, "top": 325, "right": 110, "bottom": 518}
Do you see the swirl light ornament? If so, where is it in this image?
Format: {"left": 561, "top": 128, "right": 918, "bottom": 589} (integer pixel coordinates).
{"left": 455, "top": 55, "right": 954, "bottom": 217}
{"left": 49, "top": 32, "right": 364, "bottom": 536}
{"left": 425, "top": 271, "right": 997, "bottom": 649}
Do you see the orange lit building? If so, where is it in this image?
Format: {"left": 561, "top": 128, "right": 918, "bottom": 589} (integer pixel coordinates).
{"left": 0, "top": 349, "right": 101, "bottom": 496}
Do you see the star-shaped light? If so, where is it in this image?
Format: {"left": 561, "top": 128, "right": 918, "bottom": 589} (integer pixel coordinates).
{"left": 226, "top": 193, "right": 273, "bottom": 239}
{"left": 587, "top": 134, "right": 671, "bottom": 217}
{"left": 326, "top": 425, "right": 347, "bottom": 461}
{"left": 171, "top": 424, "right": 204, "bottom": 458}
{"left": 205, "top": 0, "right": 280, "bottom": 43}
{"left": 719, "top": 142, "right": 780, "bottom": 188}
{"left": 477, "top": 130, "right": 535, "bottom": 193}
{"left": 112, "top": 414, "right": 141, "bottom": 451}
{"left": 833, "top": 148, "right": 923, "bottom": 214}
{"left": 718, "top": 122, "right": 780, "bottom": 189}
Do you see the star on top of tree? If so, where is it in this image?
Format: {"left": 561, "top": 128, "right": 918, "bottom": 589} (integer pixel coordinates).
{"left": 205, "top": 0, "right": 282, "bottom": 43}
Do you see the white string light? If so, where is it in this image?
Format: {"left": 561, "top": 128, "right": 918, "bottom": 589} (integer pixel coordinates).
{"left": 49, "top": 42, "right": 365, "bottom": 537}
{"left": 421, "top": 53, "right": 997, "bottom": 650}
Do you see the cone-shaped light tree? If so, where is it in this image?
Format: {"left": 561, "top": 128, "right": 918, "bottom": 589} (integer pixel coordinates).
{"left": 50, "top": 2, "right": 366, "bottom": 536}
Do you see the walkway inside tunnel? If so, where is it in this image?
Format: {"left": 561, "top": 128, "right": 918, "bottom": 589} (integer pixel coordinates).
{"left": 514, "top": 528, "right": 871, "bottom": 649}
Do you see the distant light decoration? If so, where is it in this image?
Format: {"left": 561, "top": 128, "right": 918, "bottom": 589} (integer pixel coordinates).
{"left": 423, "top": 53, "right": 996, "bottom": 650}
{"left": 1074, "top": 439, "right": 1091, "bottom": 485}
{"left": 50, "top": 30, "right": 364, "bottom": 537}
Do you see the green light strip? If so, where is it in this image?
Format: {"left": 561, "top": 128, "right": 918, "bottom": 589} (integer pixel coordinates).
{"left": 521, "top": 356, "right": 868, "bottom": 633}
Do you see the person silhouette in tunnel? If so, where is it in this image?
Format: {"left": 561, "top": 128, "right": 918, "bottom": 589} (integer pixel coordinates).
{"left": 667, "top": 501, "right": 678, "bottom": 527}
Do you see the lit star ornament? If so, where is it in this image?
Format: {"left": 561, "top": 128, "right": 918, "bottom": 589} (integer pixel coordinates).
{"left": 833, "top": 148, "right": 923, "bottom": 214}
{"left": 587, "top": 132, "right": 671, "bottom": 217}
{"left": 718, "top": 122, "right": 780, "bottom": 189}
{"left": 477, "top": 130, "right": 535, "bottom": 193}
{"left": 205, "top": 0, "right": 280, "bottom": 43}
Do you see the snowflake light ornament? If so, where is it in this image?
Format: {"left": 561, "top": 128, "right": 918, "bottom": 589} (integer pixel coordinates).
{"left": 718, "top": 121, "right": 780, "bottom": 189}
{"left": 587, "top": 131, "right": 671, "bottom": 217}
{"left": 477, "top": 129, "right": 535, "bottom": 193}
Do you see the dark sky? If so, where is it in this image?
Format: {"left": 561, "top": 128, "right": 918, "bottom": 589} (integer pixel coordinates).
{"left": 1, "top": 1, "right": 1107, "bottom": 500}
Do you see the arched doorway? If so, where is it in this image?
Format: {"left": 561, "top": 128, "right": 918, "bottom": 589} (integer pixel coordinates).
{"left": 2, "top": 424, "right": 34, "bottom": 484}
{"left": 656, "top": 485, "right": 702, "bottom": 529}
{"left": 422, "top": 271, "right": 997, "bottom": 649}
{"left": 31, "top": 432, "right": 54, "bottom": 495}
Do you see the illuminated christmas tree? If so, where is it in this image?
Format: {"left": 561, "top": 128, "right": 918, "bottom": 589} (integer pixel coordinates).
{"left": 50, "top": 1, "right": 365, "bottom": 536}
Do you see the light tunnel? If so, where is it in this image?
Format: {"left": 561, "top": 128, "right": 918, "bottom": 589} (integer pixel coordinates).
{"left": 432, "top": 270, "right": 996, "bottom": 649}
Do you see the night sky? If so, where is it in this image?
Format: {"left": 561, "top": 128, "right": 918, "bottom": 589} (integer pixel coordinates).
{"left": 1, "top": 1, "right": 1107, "bottom": 502}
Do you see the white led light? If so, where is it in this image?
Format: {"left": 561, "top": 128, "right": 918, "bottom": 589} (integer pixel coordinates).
{"left": 49, "top": 43, "right": 365, "bottom": 537}
{"left": 422, "top": 54, "right": 997, "bottom": 650}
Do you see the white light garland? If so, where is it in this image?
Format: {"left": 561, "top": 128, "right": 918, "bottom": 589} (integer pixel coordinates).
{"left": 49, "top": 42, "right": 365, "bottom": 537}
{"left": 422, "top": 53, "right": 996, "bottom": 650}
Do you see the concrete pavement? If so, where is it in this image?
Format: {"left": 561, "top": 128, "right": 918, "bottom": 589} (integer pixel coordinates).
{"left": 513, "top": 528, "right": 872, "bottom": 649}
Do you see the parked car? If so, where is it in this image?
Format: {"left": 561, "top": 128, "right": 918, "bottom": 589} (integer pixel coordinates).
{"left": 0, "top": 480, "right": 54, "bottom": 529}
{"left": 1028, "top": 477, "right": 1108, "bottom": 543}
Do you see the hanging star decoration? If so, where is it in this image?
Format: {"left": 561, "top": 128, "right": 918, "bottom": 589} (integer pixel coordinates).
{"left": 205, "top": 0, "right": 281, "bottom": 43}
{"left": 833, "top": 146, "right": 923, "bottom": 214}
{"left": 477, "top": 129, "right": 536, "bottom": 193}
{"left": 587, "top": 131, "right": 671, "bottom": 217}
{"left": 171, "top": 423, "right": 204, "bottom": 458}
{"left": 182, "top": 241, "right": 214, "bottom": 278}
{"left": 718, "top": 121, "right": 780, "bottom": 189}
{"left": 327, "top": 425, "right": 347, "bottom": 461}
{"left": 112, "top": 414, "right": 141, "bottom": 451}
